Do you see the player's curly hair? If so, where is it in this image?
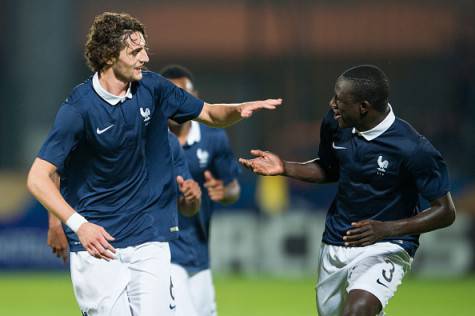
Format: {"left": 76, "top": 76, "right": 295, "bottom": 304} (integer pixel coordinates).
{"left": 84, "top": 12, "right": 146, "bottom": 72}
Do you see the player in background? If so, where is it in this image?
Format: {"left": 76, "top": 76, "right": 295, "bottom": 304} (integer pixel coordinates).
{"left": 161, "top": 65, "right": 241, "bottom": 316}
{"left": 46, "top": 132, "right": 202, "bottom": 261}
{"left": 27, "top": 12, "right": 281, "bottom": 316}
{"left": 240, "top": 65, "right": 456, "bottom": 316}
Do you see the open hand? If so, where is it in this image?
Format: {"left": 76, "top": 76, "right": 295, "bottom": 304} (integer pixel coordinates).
{"left": 239, "top": 99, "right": 282, "bottom": 118}
{"left": 76, "top": 222, "right": 116, "bottom": 260}
{"left": 239, "top": 150, "right": 284, "bottom": 176}
{"left": 343, "top": 220, "right": 391, "bottom": 247}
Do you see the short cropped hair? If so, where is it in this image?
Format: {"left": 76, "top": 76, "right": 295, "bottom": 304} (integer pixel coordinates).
{"left": 84, "top": 12, "right": 146, "bottom": 72}
{"left": 339, "top": 65, "right": 390, "bottom": 112}
{"left": 160, "top": 65, "right": 195, "bottom": 84}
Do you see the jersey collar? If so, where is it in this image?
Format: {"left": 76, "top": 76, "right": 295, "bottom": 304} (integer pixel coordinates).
{"left": 92, "top": 72, "right": 133, "bottom": 105}
{"left": 186, "top": 121, "right": 201, "bottom": 146}
{"left": 352, "top": 104, "right": 395, "bottom": 141}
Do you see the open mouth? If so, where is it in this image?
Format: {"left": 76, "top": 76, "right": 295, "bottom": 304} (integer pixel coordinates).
{"left": 333, "top": 111, "right": 342, "bottom": 120}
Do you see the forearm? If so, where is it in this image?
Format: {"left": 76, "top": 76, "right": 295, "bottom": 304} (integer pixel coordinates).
{"left": 196, "top": 103, "right": 243, "bottom": 128}
{"left": 385, "top": 193, "right": 456, "bottom": 236}
{"left": 283, "top": 159, "right": 327, "bottom": 183}
{"left": 27, "top": 164, "right": 75, "bottom": 223}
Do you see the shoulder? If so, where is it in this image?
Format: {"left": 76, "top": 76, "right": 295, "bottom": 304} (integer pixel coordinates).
{"left": 392, "top": 118, "right": 442, "bottom": 160}
{"left": 63, "top": 77, "right": 95, "bottom": 114}
{"left": 139, "top": 71, "right": 168, "bottom": 87}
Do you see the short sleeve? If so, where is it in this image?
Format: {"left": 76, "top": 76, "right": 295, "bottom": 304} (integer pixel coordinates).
{"left": 157, "top": 75, "right": 204, "bottom": 123}
{"left": 38, "top": 104, "right": 84, "bottom": 170}
{"left": 210, "top": 130, "right": 241, "bottom": 185}
{"left": 316, "top": 110, "right": 340, "bottom": 182}
{"left": 406, "top": 136, "right": 449, "bottom": 201}
{"left": 168, "top": 132, "right": 192, "bottom": 180}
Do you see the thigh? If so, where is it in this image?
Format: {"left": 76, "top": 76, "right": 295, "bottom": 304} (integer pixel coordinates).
{"left": 347, "top": 246, "right": 411, "bottom": 313}
{"left": 127, "top": 242, "right": 175, "bottom": 316}
{"left": 171, "top": 264, "right": 199, "bottom": 316}
{"left": 342, "top": 289, "right": 382, "bottom": 316}
{"left": 316, "top": 244, "right": 349, "bottom": 316}
{"left": 189, "top": 269, "right": 217, "bottom": 316}
{"left": 70, "top": 251, "right": 131, "bottom": 316}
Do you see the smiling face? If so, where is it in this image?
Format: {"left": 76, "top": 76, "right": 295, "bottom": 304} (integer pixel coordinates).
{"left": 110, "top": 31, "right": 149, "bottom": 82}
{"left": 330, "top": 78, "right": 363, "bottom": 128}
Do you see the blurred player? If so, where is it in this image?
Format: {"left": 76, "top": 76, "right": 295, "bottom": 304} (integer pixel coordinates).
{"left": 27, "top": 12, "right": 281, "bottom": 316}
{"left": 161, "top": 65, "right": 241, "bottom": 316}
{"left": 240, "top": 65, "right": 456, "bottom": 316}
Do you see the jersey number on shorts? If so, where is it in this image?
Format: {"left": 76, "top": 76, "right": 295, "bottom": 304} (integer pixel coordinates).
{"left": 382, "top": 259, "right": 396, "bottom": 282}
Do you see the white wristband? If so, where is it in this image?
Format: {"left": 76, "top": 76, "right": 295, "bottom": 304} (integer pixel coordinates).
{"left": 66, "top": 212, "right": 88, "bottom": 233}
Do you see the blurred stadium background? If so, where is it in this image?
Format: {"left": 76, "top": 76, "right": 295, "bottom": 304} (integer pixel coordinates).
{"left": 1, "top": 0, "right": 474, "bottom": 315}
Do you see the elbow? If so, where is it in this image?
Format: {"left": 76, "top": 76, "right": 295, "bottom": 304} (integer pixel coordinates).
{"left": 26, "top": 168, "right": 39, "bottom": 196}
{"left": 444, "top": 204, "right": 456, "bottom": 227}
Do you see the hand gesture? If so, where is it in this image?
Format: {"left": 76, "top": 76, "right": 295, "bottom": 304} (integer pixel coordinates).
{"left": 47, "top": 222, "right": 69, "bottom": 263}
{"left": 76, "top": 222, "right": 116, "bottom": 260}
{"left": 177, "top": 176, "right": 202, "bottom": 203}
{"left": 203, "top": 170, "right": 225, "bottom": 202}
{"left": 239, "top": 99, "right": 282, "bottom": 118}
{"left": 343, "top": 220, "right": 391, "bottom": 247}
{"left": 239, "top": 150, "right": 285, "bottom": 176}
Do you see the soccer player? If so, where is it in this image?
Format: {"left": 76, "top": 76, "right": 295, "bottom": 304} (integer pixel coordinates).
{"left": 27, "top": 12, "right": 281, "bottom": 316}
{"left": 239, "top": 65, "right": 456, "bottom": 316}
{"left": 161, "top": 65, "right": 241, "bottom": 316}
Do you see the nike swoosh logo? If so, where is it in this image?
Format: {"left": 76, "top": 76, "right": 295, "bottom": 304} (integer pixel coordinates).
{"left": 169, "top": 304, "right": 176, "bottom": 310}
{"left": 96, "top": 125, "right": 114, "bottom": 135}
{"left": 332, "top": 142, "right": 347, "bottom": 150}
{"left": 376, "top": 278, "right": 389, "bottom": 288}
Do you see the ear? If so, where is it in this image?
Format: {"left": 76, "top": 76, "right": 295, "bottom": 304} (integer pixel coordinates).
{"left": 359, "top": 100, "right": 370, "bottom": 115}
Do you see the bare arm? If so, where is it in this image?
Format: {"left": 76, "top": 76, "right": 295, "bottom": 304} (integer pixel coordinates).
{"left": 27, "top": 158, "right": 116, "bottom": 260}
{"left": 27, "top": 158, "right": 75, "bottom": 222}
{"left": 46, "top": 172, "right": 69, "bottom": 262}
{"left": 344, "top": 193, "right": 456, "bottom": 246}
{"left": 196, "top": 99, "right": 282, "bottom": 128}
{"left": 239, "top": 150, "right": 327, "bottom": 183}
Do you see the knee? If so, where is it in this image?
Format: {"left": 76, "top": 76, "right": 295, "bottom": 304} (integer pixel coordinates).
{"left": 342, "top": 300, "right": 380, "bottom": 316}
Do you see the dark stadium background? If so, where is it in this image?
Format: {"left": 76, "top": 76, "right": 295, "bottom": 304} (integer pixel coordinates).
{"left": 0, "top": 0, "right": 473, "bottom": 315}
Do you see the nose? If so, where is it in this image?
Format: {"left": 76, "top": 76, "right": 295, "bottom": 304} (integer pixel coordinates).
{"left": 140, "top": 49, "right": 150, "bottom": 63}
{"left": 329, "top": 97, "right": 336, "bottom": 109}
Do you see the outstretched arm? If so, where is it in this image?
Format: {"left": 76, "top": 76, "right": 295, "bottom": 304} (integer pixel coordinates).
{"left": 239, "top": 150, "right": 327, "bottom": 183}
{"left": 344, "top": 193, "right": 456, "bottom": 247}
{"left": 196, "top": 99, "right": 282, "bottom": 128}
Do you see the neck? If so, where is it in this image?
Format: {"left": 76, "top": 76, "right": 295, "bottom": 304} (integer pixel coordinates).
{"left": 170, "top": 121, "right": 192, "bottom": 145}
{"left": 98, "top": 69, "right": 129, "bottom": 97}
{"left": 355, "top": 106, "right": 390, "bottom": 132}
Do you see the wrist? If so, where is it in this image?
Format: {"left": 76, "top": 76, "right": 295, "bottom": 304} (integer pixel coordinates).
{"left": 66, "top": 212, "right": 88, "bottom": 233}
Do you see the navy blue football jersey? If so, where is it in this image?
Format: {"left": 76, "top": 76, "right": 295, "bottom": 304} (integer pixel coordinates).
{"left": 38, "top": 71, "right": 203, "bottom": 251}
{"left": 317, "top": 107, "right": 449, "bottom": 256}
{"left": 170, "top": 122, "right": 240, "bottom": 272}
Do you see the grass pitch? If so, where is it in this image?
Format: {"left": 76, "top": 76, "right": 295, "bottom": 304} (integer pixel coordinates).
{"left": 0, "top": 273, "right": 472, "bottom": 315}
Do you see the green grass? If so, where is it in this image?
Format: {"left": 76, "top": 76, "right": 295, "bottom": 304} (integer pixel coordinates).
{"left": 0, "top": 273, "right": 473, "bottom": 315}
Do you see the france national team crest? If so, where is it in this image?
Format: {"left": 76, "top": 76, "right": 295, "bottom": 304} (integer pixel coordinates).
{"left": 376, "top": 155, "right": 389, "bottom": 175}
{"left": 140, "top": 107, "right": 151, "bottom": 125}
{"left": 196, "top": 148, "right": 209, "bottom": 168}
